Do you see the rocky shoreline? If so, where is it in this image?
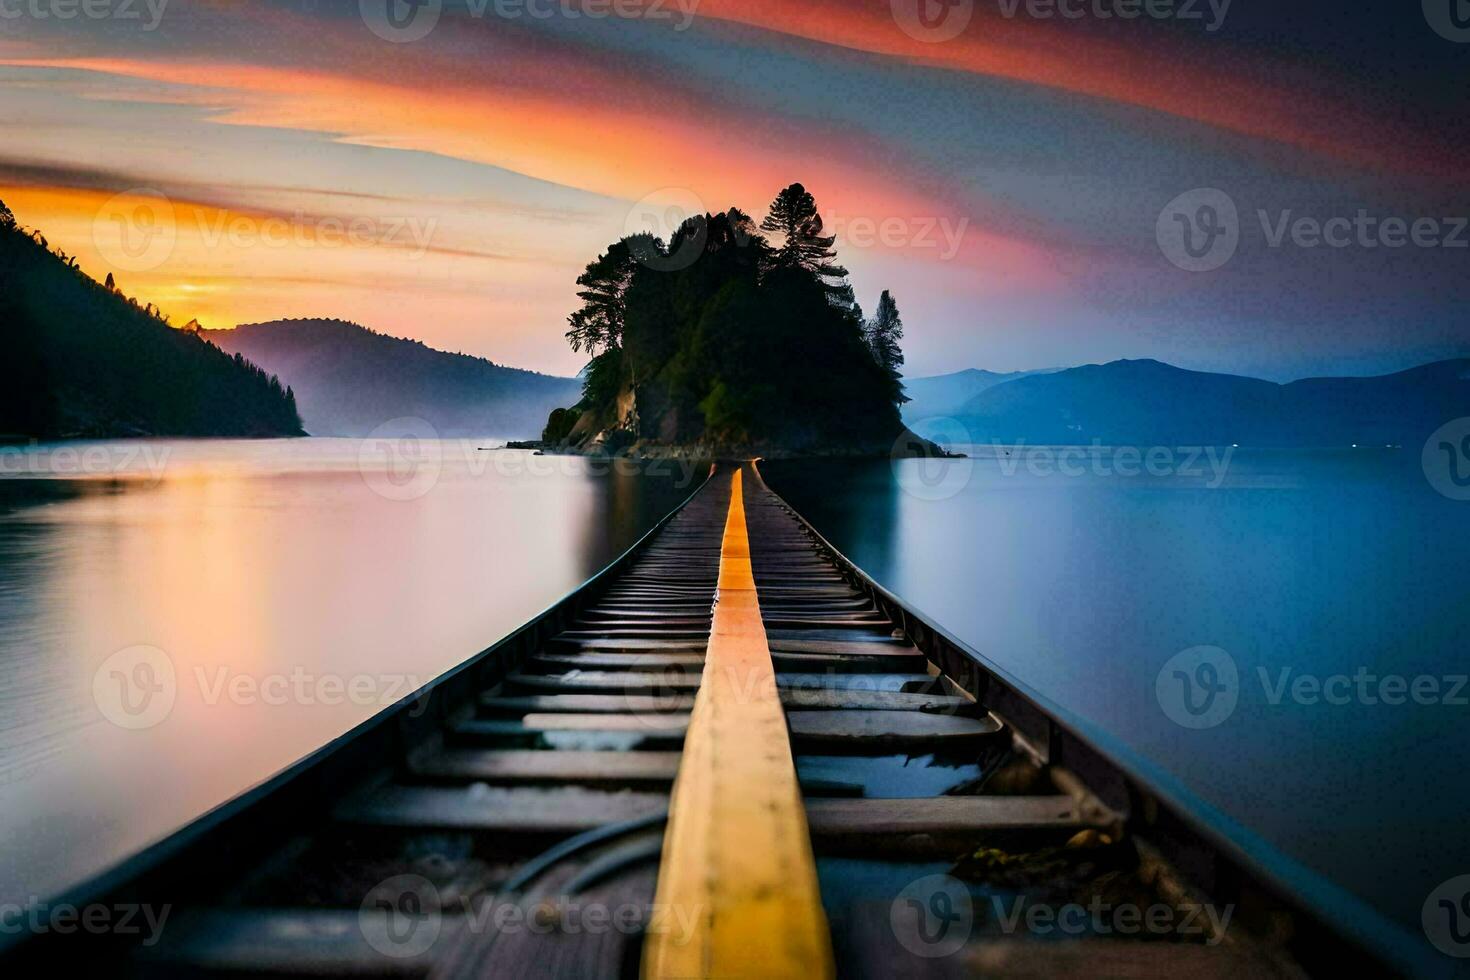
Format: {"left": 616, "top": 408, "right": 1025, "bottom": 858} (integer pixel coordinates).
{"left": 525, "top": 427, "right": 959, "bottom": 460}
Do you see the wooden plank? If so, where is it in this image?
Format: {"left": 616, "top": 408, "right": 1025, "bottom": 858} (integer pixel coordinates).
{"left": 509, "top": 670, "right": 935, "bottom": 694}
{"left": 645, "top": 468, "right": 834, "bottom": 980}
{"left": 546, "top": 636, "right": 710, "bottom": 653}
{"left": 433, "top": 871, "right": 660, "bottom": 980}
{"left": 787, "top": 709, "right": 1002, "bottom": 746}
{"left": 765, "top": 637, "right": 921, "bottom": 656}
{"left": 837, "top": 907, "right": 1291, "bottom": 979}
{"left": 805, "top": 795, "right": 1087, "bottom": 835}
{"left": 552, "top": 628, "right": 711, "bottom": 640}
{"left": 766, "top": 628, "right": 908, "bottom": 644}
{"left": 335, "top": 785, "right": 668, "bottom": 832}
{"left": 961, "top": 940, "right": 1294, "bottom": 980}
{"left": 527, "top": 653, "right": 705, "bottom": 671}
{"left": 507, "top": 671, "right": 702, "bottom": 693}
{"left": 480, "top": 694, "right": 698, "bottom": 714}
{"left": 777, "top": 672, "right": 937, "bottom": 692}
{"left": 770, "top": 651, "right": 929, "bottom": 673}
{"left": 133, "top": 909, "right": 445, "bottom": 975}
{"left": 519, "top": 712, "right": 689, "bottom": 731}
{"left": 778, "top": 690, "right": 971, "bottom": 712}
{"left": 410, "top": 749, "right": 682, "bottom": 786}
{"left": 483, "top": 690, "right": 967, "bottom": 714}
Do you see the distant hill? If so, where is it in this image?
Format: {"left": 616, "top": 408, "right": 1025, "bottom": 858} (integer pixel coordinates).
{"left": 0, "top": 205, "right": 303, "bottom": 439}
{"left": 206, "top": 319, "right": 582, "bottom": 438}
{"left": 903, "top": 367, "right": 1059, "bottom": 423}
{"left": 952, "top": 358, "right": 1470, "bottom": 447}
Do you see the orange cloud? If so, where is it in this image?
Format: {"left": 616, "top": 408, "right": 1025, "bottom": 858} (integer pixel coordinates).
{"left": 693, "top": 0, "right": 1456, "bottom": 176}
{"left": 1, "top": 33, "right": 1062, "bottom": 288}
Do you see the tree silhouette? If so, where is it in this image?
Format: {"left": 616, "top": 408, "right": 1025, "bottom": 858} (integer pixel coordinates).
{"left": 548, "top": 183, "right": 906, "bottom": 451}
{"left": 0, "top": 198, "right": 14, "bottom": 231}
{"left": 867, "top": 289, "right": 908, "bottom": 404}
{"left": 541, "top": 406, "right": 582, "bottom": 442}
{"left": 759, "top": 183, "right": 851, "bottom": 305}
{"left": 566, "top": 239, "right": 637, "bottom": 355}
{"left": 104, "top": 272, "right": 116, "bottom": 292}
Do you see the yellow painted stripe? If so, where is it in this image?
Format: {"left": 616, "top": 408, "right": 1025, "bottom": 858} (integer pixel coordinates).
{"left": 643, "top": 469, "right": 834, "bottom": 979}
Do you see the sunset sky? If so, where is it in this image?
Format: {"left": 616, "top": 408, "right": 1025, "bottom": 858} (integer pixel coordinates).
{"left": 1, "top": 0, "right": 1466, "bottom": 379}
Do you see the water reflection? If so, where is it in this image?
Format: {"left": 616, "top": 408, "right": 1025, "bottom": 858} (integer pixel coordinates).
{"left": 762, "top": 450, "right": 1470, "bottom": 944}
{"left": 0, "top": 440, "right": 698, "bottom": 907}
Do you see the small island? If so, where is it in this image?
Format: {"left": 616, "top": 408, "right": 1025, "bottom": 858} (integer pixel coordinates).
{"left": 540, "top": 183, "right": 935, "bottom": 458}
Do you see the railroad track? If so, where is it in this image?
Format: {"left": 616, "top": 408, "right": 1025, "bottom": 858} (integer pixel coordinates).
{"left": 7, "top": 463, "right": 1381, "bottom": 976}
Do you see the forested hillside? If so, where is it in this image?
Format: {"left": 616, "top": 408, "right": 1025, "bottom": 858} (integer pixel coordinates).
{"left": 0, "top": 199, "right": 303, "bottom": 439}
{"left": 209, "top": 319, "right": 580, "bottom": 438}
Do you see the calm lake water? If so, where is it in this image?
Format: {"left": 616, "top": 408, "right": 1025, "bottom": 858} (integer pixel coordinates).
{"left": 762, "top": 447, "right": 1470, "bottom": 971}
{"left": 4, "top": 439, "right": 1465, "bottom": 970}
{"left": 0, "top": 439, "right": 702, "bottom": 910}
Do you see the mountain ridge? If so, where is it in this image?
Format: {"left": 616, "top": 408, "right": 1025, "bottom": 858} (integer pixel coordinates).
{"left": 902, "top": 366, "right": 1060, "bottom": 424}
{"left": 0, "top": 205, "right": 303, "bottom": 439}
{"left": 944, "top": 357, "right": 1470, "bottom": 447}
{"left": 206, "top": 319, "right": 581, "bottom": 438}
